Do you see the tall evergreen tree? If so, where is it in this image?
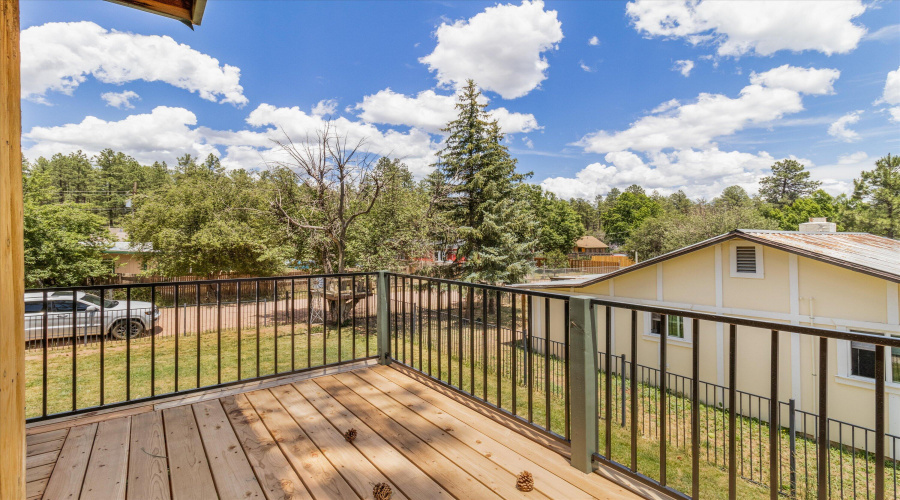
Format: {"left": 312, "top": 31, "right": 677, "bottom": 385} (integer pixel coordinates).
{"left": 759, "top": 159, "right": 820, "bottom": 207}
{"left": 433, "top": 80, "right": 535, "bottom": 284}
{"left": 850, "top": 153, "right": 900, "bottom": 238}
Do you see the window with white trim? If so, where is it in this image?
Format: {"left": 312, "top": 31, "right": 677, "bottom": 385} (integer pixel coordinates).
{"left": 849, "top": 332, "right": 900, "bottom": 383}
{"left": 730, "top": 243, "right": 764, "bottom": 279}
{"left": 649, "top": 313, "right": 685, "bottom": 339}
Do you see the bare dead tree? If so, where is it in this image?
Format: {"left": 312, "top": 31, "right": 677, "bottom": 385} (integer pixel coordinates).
{"left": 269, "top": 121, "right": 384, "bottom": 274}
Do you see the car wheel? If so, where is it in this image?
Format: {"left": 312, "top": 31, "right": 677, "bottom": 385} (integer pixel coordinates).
{"left": 110, "top": 319, "right": 145, "bottom": 340}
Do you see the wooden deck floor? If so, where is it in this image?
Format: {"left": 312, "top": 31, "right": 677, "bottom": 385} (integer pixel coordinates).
{"left": 27, "top": 364, "right": 648, "bottom": 500}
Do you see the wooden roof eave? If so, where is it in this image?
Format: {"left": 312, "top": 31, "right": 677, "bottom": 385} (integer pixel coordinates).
{"left": 103, "top": 0, "right": 206, "bottom": 27}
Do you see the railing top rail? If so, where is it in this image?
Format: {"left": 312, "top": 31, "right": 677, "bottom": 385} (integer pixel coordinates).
{"left": 387, "top": 272, "right": 573, "bottom": 300}
{"left": 587, "top": 296, "right": 900, "bottom": 348}
{"left": 25, "top": 271, "right": 379, "bottom": 293}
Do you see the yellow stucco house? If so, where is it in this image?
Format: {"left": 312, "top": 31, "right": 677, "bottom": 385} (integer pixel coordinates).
{"left": 516, "top": 219, "right": 899, "bottom": 446}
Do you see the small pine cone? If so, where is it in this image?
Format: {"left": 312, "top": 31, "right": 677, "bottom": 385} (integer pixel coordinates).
{"left": 516, "top": 471, "right": 534, "bottom": 492}
{"left": 373, "top": 482, "right": 392, "bottom": 500}
{"left": 343, "top": 428, "right": 357, "bottom": 443}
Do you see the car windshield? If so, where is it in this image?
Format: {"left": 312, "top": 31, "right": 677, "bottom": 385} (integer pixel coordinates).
{"left": 79, "top": 293, "right": 118, "bottom": 308}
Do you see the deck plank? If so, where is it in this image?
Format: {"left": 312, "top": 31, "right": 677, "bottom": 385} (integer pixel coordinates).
{"left": 27, "top": 439, "right": 64, "bottom": 457}
{"left": 26, "top": 451, "right": 59, "bottom": 470}
{"left": 27, "top": 429, "right": 69, "bottom": 447}
{"left": 244, "top": 389, "right": 360, "bottom": 500}
{"left": 41, "top": 422, "right": 97, "bottom": 500}
{"left": 352, "top": 369, "right": 598, "bottom": 499}
{"left": 192, "top": 399, "right": 265, "bottom": 500}
{"left": 127, "top": 412, "right": 171, "bottom": 500}
{"left": 25, "top": 463, "right": 54, "bottom": 484}
{"left": 81, "top": 417, "right": 131, "bottom": 500}
{"left": 27, "top": 479, "right": 49, "bottom": 500}
{"left": 163, "top": 405, "right": 218, "bottom": 500}
{"left": 373, "top": 365, "right": 643, "bottom": 500}
{"left": 335, "top": 371, "right": 547, "bottom": 499}
{"left": 314, "top": 375, "right": 503, "bottom": 500}
{"left": 279, "top": 382, "right": 416, "bottom": 500}
{"left": 220, "top": 394, "right": 312, "bottom": 500}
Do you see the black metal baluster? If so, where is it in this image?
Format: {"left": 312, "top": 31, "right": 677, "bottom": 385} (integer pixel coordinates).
{"left": 366, "top": 274, "right": 371, "bottom": 359}
{"left": 692, "top": 319, "right": 700, "bottom": 499}
{"left": 42, "top": 291, "right": 48, "bottom": 417}
{"left": 630, "top": 309, "right": 638, "bottom": 472}
{"left": 458, "top": 284, "right": 464, "bottom": 388}
{"left": 817, "top": 337, "right": 828, "bottom": 500}
{"left": 770, "top": 330, "right": 779, "bottom": 500}
{"left": 174, "top": 284, "right": 180, "bottom": 391}
{"left": 324, "top": 277, "right": 329, "bottom": 365}
{"left": 307, "top": 277, "right": 311, "bottom": 368}
{"left": 512, "top": 293, "right": 517, "bottom": 416}
{"left": 527, "top": 296, "right": 533, "bottom": 423}
{"left": 401, "top": 277, "right": 406, "bottom": 366}
{"left": 274, "top": 279, "right": 278, "bottom": 373}
{"left": 660, "top": 314, "right": 668, "bottom": 487}
{"left": 236, "top": 282, "right": 241, "bottom": 380}
{"left": 544, "top": 297, "right": 551, "bottom": 431}
{"left": 482, "top": 288, "right": 488, "bottom": 401}
{"left": 353, "top": 275, "right": 358, "bottom": 361}
{"left": 427, "top": 280, "right": 432, "bottom": 376}
{"left": 605, "top": 306, "right": 613, "bottom": 459}
{"left": 496, "top": 290, "right": 502, "bottom": 407}
{"left": 290, "top": 279, "right": 295, "bottom": 371}
{"left": 876, "top": 344, "right": 886, "bottom": 500}
{"left": 338, "top": 277, "right": 343, "bottom": 363}
{"left": 728, "top": 324, "right": 737, "bottom": 499}
{"left": 71, "top": 290, "right": 77, "bottom": 410}
{"left": 216, "top": 283, "right": 221, "bottom": 385}
{"left": 564, "top": 299, "right": 570, "bottom": 441}
{"left": 470, "top": 287, "right": 475, "bottom": 395}
{"left": 195, "top": 284, "right": 200, "bottom": 388}
{"left": 150, "top": 286, "right": 156, "bottom": 396}
{"left": 255, "top": 280, "right": 260, "bottom": 378}
{"left": 99, "top": 289, "right": 105, "bottom": 406}
{"left": 437, "top": 282, "right": 443, "bottom": 380}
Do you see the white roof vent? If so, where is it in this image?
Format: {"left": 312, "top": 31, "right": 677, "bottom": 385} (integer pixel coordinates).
{"left": 798, "top": 217, "right": 837, "bottom": 233}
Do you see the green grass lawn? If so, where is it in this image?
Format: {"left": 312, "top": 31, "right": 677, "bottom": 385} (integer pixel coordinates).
{"left": 26, "top": 310, "right": 896, "bottom": 500}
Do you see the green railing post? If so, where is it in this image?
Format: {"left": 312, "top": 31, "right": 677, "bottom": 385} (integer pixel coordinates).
{"left": 376, "top": 271, "right": 391, "bottom": 365}
{"left": 569, "top": 295, "right": 598, "bottom": 473}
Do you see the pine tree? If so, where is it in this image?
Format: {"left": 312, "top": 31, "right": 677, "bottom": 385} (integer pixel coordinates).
{"left": 433, "top": 80, "right": 535, "bottom": 284}
{"left": 851, "top": 153, "right": 900, "bottom": 238}
{"left": 759, "top": 159, "right": 821, "bottom": 207}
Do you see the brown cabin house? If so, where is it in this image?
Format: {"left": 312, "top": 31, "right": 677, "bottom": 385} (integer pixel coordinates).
{"left": 571, "top": 235, "right": 609, "bottom": 256}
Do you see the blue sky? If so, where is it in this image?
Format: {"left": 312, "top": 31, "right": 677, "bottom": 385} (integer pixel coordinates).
{"left": 19, "top": 0, "right": 900, "bottom": 199}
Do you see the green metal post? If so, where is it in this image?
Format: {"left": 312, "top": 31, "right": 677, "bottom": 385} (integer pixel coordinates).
{"left": 377, "top": 271, "right": 391, "bottom": 365}
{"left": 569, "top": 295, "right": 598, "bottom": 473}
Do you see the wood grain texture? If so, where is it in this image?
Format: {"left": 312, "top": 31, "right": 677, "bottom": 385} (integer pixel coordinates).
{"left": 163, "top": 405, "right": 218, "bottom": 500}
{"left": 192, "top": 399, "right": 264, "bottom": 500}
{"left": 314, "top": 376, "right": 501, "bottom": 500}
{"left": 220, "top": 394, "right": 311, "bottom": 500}
{"left": 41, "top": 423, "right": 97, "bottom": 500}
{"left": 245, "top": 389, "right": 360, "bottom": 500}
{"left": 0, "top": 0, "right": 25, "bottom": 497}
{"left": 127, "top": 412, "right": 170, "bottom": 500}
{"left": 81, "top": 417, "right": 131, "bottom": 500}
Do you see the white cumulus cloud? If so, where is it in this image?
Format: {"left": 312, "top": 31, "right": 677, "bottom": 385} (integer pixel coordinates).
{"left": 21, "top": 21, "right": 247, "bottom": 106}
{"left": 353, "top": 88, "right": 540, "bottom": 134}
{"left": 828, "top": 111, "right": 863, "bottom": 142}
{"left": 880, "top": 67, "right": 900, "bottom": 122}
{"left": 101, "top": 90, "right": 140, "bottom": 109}
{"left": 748, "top": 65, "right": 840, "bottom": 95}
{"left": 588, "top": 36, "right": 600, "bottom": 46}
{"left": 673, "top": 59, "right": 694, "bottom": 77}
{"left": 541, "top": 148, "right": 778, "bottom": 199}
{"left": 419, "top": 0, "right": 563, "bottom": 99}
{"left": 575, "top": 65, "right": 839, "bottom": 153}
{"left": 626, "top": 0, "right": 866, "bottom": 57}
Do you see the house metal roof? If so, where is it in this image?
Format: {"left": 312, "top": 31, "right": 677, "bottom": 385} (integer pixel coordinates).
{"left": 574, "top": 235, "right": 608, "bottom": 249}
{"left": 516, "top": 229, "right": 900, "bottom": 288}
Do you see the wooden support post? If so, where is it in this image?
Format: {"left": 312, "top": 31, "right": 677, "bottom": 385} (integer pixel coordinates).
{"left": 569, "top": 296, "right": 597, "bottom": 473}
{"left": 0, "top": 0, "right": 25, "bottom": 496}
{"left": 376, "top": 271, "right": 391, "bottom": 365}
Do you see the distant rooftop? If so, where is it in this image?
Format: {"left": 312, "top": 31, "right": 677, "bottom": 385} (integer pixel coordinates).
{"left": 574, "top": 235, "right": 608, "bottom": 249}
{"left": 517, "top": 228, "right": 900, "bottom": 288}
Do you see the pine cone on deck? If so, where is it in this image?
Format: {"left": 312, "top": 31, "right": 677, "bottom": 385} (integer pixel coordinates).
{"left": 343, "top": 428, "right": 357, "bottom": 443}
{"left": 373, "top": 482, "right": 392, "bottom": 500}
{"left": 516, "top": 471, "right": 534, "bottom": 492}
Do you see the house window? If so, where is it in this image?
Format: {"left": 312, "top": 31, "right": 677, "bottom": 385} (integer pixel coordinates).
{"left": 729, "top": 242, "right": 764, "bottom": 279}
{"left": 850, "top": 334, "right": 900, "bottom": 383}
{"left": 650, "top": 313, "right": 685, "bottom": 339}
